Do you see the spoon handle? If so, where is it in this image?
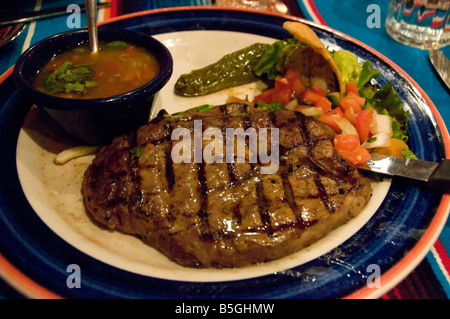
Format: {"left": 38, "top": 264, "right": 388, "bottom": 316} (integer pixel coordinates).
{"left": 85, "top": 0, "right": 98, "bottom": 52}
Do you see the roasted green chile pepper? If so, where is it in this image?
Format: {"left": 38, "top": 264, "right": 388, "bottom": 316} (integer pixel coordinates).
{"left": 174, "top": 43, "right": 270, "bottom": 97}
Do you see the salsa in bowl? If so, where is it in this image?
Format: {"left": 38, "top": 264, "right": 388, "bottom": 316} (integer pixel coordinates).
{"left": 13, "top": 27, "right": 173, "bottom": 145}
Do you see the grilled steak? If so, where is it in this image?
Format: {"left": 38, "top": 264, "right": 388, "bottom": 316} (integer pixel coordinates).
{"left": 82, "top": 103, "right": 372, "bottom": 268}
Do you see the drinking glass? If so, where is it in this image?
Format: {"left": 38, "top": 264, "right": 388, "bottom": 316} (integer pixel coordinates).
{"left": 385, "top": 0, "right": 450, "bottom": 49}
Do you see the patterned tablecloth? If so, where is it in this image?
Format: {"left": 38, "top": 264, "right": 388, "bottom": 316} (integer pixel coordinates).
{"left": 295, "top": 0, "right": 450, "bottom": 299}
{"left": 0, "top": 0, "right": 448, "bottom": 299}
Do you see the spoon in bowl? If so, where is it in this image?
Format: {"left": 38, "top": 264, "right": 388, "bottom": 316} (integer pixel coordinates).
{"left": 85, "top": 0, "right": 99, "bottom": 52}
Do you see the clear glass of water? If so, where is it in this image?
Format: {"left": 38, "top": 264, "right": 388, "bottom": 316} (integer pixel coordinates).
{"left": 385, "top": 0, "right": 450, "bottom": 49}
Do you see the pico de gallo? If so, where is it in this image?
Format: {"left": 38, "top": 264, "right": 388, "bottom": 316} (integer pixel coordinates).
{"left": 175, "top": 21, "right": 415, "bottom": 166}
{"left": 244, "top": 47, "right": 416, "bottom": 165}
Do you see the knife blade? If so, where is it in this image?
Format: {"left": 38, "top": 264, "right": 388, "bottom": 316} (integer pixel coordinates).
{"left": 358, "top": 153, "right": 450, "bottom": 193}
{"left": 429, "top": 49, "right": 450, "bottom": 89}
{"left": 0, "top": 2, "right": 112, "bottom": 27}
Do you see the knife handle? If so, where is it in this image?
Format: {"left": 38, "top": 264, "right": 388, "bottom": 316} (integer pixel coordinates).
{"left": 427, "top": 159, "right": 450, "bottom": 194}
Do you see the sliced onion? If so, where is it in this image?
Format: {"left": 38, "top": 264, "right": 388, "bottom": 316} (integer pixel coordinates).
{"left": 337, "top": 118, "right": 358, "bottom": 136}
{"left": 285, "top": 98, "right": 299, "bottom": 110}
{"left": 311, "top": 77, "right": 328, "bottom": 92}
{"left": 371, "top": 113, "right": 392, "bottom": 136}
{"left": 361, "top": 132, "right": 391, "bottom": 149}
{"left": 299, "top": 106, "right": 323, "bottom": 117}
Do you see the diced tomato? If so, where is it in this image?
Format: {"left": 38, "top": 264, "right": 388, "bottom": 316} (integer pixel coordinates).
{"left": 345, "top": 82, "right": 359, "bottom": 96}
{"left": 339, "top": 96, "right": 363, "bottom": 113}
{"left": 337, "top": 146, "right": 371, "bottom": 165}
{"left": 344, "top": 82, "right": 366, "bottom": 107}
{"left": 329, "top": 107, "right": 345, "bottom": 117}
{"left": 333, "top": 134, "right": 360, "bottom": 152}
{"left": 284, "top": 68, "right": 307, "bottom": 96}
{"left": 344, "top": 106, "right": 356, "bottom": 125}
{"left": 310, "top": 86, "right": 327, "bottom": 96}
{"left": 346, "top": 91, "right": 366, "bottom": 107}
{"left": 318, "top": 107, "right": 344, "bottom": 132}
{"left": 301, "top": 90, "right": 324, "bottom": 105}
{"left": 355, "top": 107, "right": 374, "bottom": 142}
{"left": 315, "top": 96, "right": 332, "bottom": 114}
{"left": 319, "top": 114, "right": 340, "bottom": 132}
{"left": 356, "top": 146, "right": 372, "bottom": 163}
{"left": 111, "top": 60, "right": 123, "bottom": 72}
{"left": 254, "top": 88, "right": 275, "bottom": 104}
{"left": 272, "top": 77, "right": 292, "bottom": 105}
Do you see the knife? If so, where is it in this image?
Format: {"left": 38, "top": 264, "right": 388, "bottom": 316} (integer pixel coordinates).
{"left": 358, "top": 153, "right": 450, "bottom": 193}
{"left": 0, "top": 2, "right": 112, "bottom": 27}
{"left": 429, "top": 49, "right": 450, "bottom": 90}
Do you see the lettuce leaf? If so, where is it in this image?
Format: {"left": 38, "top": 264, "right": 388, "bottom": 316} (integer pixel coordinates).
{"left": 357, "top": 61, "right": 381, "bottom": 91}
{"left": 252, "top": 38, "right": 301, "bottom": 80}
{"left": 375, "top": 83, "right": 408, "bottom": 138}
{"left": 351, "top": 58, "right": 409, "bottom": 142}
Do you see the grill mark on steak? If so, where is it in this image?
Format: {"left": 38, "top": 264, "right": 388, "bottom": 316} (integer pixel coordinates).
{"left": 221, "top": 104, "right": 248, "bottom": 227}
{"left": 281, "top": 173, "right": 300, "bottom": 219}
{"left": 195, "top": 109, "right": 216, "bottom": 242}
{"left": 128, "top": 132, "right": 145, "bottom": 220}
{"left": 163, "top": 124, "right": 175, "bottom": 192}
{"left": 255, "top": 178, "right": 273, "bottom": 235}
{"left": 294, "top": 111, "right": 312, "bottom": 157}
{"left": 83, "top": 103, "right": 373, "bottom": 268}
{"left": 232, "top": 203, "right": 242, "bottom": 226}
{"left": 219, "top": 104, "right": 238, "bottom": 187}
{"left": 250, "top": 108, "right": 275, "bottom": 235}
{"left": 294, "top": 112, "right": 336, "bottom": 213}
{"left": 197, "top": 160, "right": 213, "bottom": 242}
{"left": 313, "top": 174, "right": 335, "bottom": 213}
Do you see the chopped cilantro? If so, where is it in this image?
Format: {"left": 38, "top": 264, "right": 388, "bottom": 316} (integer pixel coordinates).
{"left": 256, "top": 100, "right": 285, "bottom": 111}
{"left": 106, "top": 41, "right": 128, "bottom": 49}
{"left": 195, "top": 104, "right": 217, "bottom": 112}
{"left": 132, "top": 146, "right": 142, "bottom": 158}
{"left": 42, "top": 61, "right": 97, "bottom": 95}
{"left": 367, "top": 137, "right": 377, "bottom": 143}
{"left": 400, "top": 148, "right": 418, "bottom": 159}
{"left": 171, "top": 104, "right": 216, "bottom": 116}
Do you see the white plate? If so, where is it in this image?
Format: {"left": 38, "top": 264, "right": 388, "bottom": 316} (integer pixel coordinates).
{"left": 16, "top": 30, "right": 391, "bottom": 283}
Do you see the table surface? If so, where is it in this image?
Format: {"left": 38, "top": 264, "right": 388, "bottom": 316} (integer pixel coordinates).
{"left": 0, "top": 0, "right": 449, "bottom": 299}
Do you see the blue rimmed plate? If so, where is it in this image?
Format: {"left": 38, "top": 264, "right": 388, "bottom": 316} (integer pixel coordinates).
{"left": 1, "top": 8, "right": 449, "bottom": 299}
